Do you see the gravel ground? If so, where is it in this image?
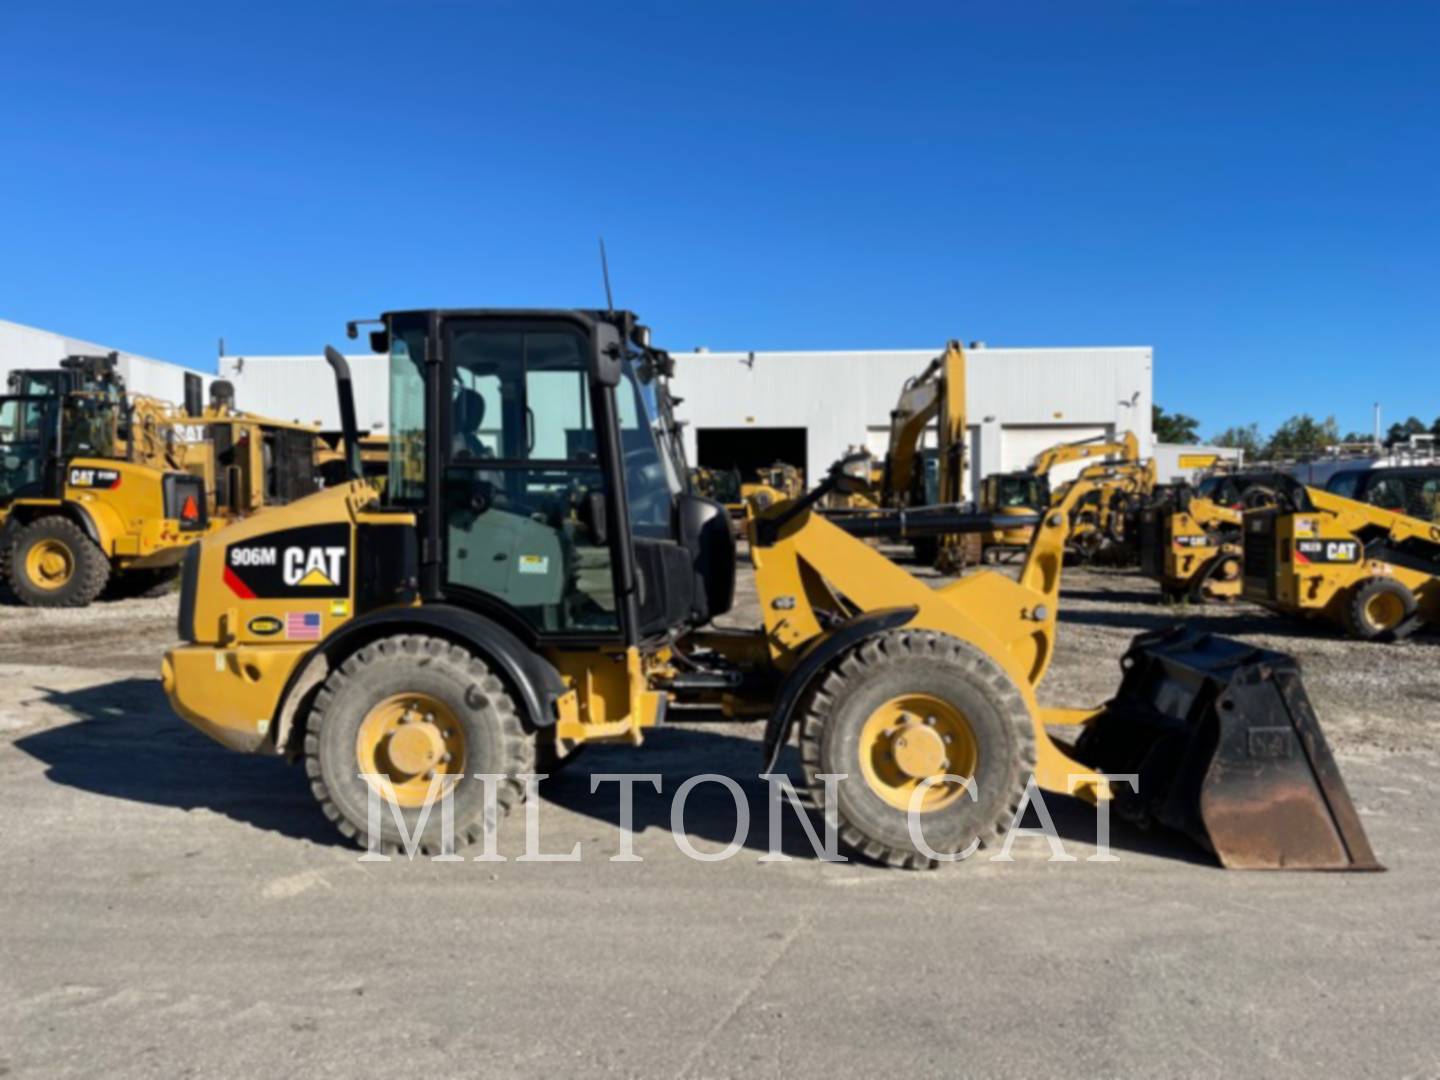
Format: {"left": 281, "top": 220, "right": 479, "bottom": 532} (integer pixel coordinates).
{"left": 1, "top": 556, "right": 1438, "bottom": 1078}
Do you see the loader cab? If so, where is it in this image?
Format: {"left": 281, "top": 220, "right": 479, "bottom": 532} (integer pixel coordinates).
{"left": 0, "top": 395, "right": 60, "bottom": 504}
{"left": 1329, "top": 466, "right": 1440, "bottom": 523}
{"left": 983, "top": 472, "right": 1048, "bottom": 511}
{"left": 375, "top": 309, "right": 732, "bottom": 645}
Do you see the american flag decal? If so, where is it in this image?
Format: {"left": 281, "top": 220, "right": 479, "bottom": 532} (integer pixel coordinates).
{"left": 286, "top": 612, "right": 322, "bottom": 641}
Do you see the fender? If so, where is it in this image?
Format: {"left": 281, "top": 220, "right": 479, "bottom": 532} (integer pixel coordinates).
{"left": 68, "top": 498, "right": 121, "bottom": 552}
{"left": 2, "top": 500, "right": 105, "bottom": 548}
{"left": 272, "top": 603, "right": 568, "bottom": 754}
{"left": 761, "top": 606, "right": 918, "bottom": 773}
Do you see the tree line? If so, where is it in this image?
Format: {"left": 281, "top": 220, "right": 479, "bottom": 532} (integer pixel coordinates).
{"left": 1153, "top": 405, "right": 1436, "bottom": 459}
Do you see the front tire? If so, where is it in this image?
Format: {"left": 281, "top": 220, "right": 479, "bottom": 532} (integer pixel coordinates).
{"left": 1344, "top": 577, "right": 1418, "bottom": 642}
{"left": 9, "top": 517, "right": 110, "bottom": 608}
{"left": 798, "top": 630, "right": 1036, "bottom": 869}
{"left": 304, "top": 634, "right": 533, "bottom": 854}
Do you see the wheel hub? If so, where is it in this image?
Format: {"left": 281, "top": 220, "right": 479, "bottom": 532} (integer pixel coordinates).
{"left": 1366, "top": 592, "right": 1403, "bottom": 630}
{"left": 858, "top": 694, "right": 980, "bottom": 813}
{"left": 355, "top": 694, "right": 466, "bottom": 807}
{"left": 891, "top": 723, "right": 947, "bottom": 779}
{"left": 386, "top": 720, "right": 446, "bottom": 775}
{"left": 27, "top": 539, "right": 74, "bottom": 589}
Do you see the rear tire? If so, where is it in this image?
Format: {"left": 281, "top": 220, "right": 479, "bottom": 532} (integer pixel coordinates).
{"left": 798, "top": 630, "right": 1035, "bottom": 870}
{"left": 1344, "top": 577, "right": 1418, "bottom": 642}
{"left": 9, "top": 517, "right": 110, "bottom": 608}
{"left": 304, "top": 634, "right": 533, "bottom": 855}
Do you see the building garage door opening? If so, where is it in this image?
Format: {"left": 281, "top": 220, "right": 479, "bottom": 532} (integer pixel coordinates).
{"left": 697, "top": 427, "right": 808, "bottom": 481}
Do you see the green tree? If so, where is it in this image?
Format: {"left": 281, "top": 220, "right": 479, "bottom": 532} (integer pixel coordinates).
{"left": 1210, "top": 423, "right": 1263, "bottom": 457}
{"left": 1267, "top": 414, "right": 1340, "bottom": 456}
{"left": 1153, "top": 404, "right": 1201, "bottom": 444}
{"left": 1386, "top": 416, "right": 1427, "bottom": 447}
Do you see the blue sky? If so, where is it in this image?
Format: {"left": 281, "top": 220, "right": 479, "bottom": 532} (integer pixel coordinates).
{"left": 2, "top": 1, "right": 1435, "bottom": 438}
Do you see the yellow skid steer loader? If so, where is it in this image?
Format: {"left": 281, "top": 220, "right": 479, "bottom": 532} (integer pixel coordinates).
{"left": 1243, "top": 476, "right": 1440, "bottom": 640}
{"left": 162, "top": 308, "right": 1378, "bottom": 871}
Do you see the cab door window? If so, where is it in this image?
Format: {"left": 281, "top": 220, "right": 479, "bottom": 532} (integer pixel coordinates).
{"left": 442, "top": 323, "right": 617, "bottom": 635}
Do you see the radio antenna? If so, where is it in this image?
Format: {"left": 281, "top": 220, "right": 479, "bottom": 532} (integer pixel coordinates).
{"left": 599, "top": 236, "right": 614, "bottom": 313}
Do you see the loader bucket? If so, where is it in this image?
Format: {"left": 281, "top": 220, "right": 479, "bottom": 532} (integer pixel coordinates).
{"left": 1075, "top": 626, "right": 1382, "bottom": 871}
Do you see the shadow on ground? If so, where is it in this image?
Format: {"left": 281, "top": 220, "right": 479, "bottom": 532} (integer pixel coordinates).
{"left": 542, "top": 726, "right": 1217, "bottom": 867}
{"left": 13, "top": 677, "right": 345, "bottom": 847}
{"left": 14, "top": 679, "right": 1219, "bottom": 868}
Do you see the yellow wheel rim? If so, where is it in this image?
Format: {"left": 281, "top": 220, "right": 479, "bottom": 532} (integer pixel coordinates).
{"left": 26, "top": 538, "right": 74, "bottom": 590}
{"left": 355, "top": 693, "right": 466, "bottom": 808}
{"left": 857, "top": 693, "right": 979, "bottom": 813}
{"left": 1364, "top": 591, "right": 1405, "bottom": 631}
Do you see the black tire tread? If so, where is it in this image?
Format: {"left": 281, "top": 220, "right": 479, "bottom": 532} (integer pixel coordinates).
{"left": 8, "top": 516, "right": 110, "bottom": 608}
{"left": 797, "top": 629, "right": 1036, "bottom": 871}
{"left": 302, "top": 634, "right": 534, "bottom": 856}
{"left": 1344, "top": 577, "right": 1419, "bottom": 642}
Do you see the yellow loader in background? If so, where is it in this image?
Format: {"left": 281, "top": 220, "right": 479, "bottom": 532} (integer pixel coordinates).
{"left": 0, "top": 371, "right": 328, "bottom": 607}
{"left": 162, "top": 307, "right": 1377, "bottom": 872}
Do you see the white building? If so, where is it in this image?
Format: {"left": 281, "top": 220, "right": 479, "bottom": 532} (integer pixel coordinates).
{"left": 216, "top": 340, "right": 1157, "bottom": 498}
{"left": 671, "top": 343, "right": 1153, "bottom": 497}
{"left": 219, "top": 352, "right": 390, "bottom": 434}
{"left": 0, "top": 318, "right": 214, "bottom": 404}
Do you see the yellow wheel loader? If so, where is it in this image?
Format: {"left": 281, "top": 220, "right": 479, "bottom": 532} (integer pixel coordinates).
{"left": 0, "top": 372, "right": 327, "bottom": 607}
{"left": 162, "top": 308, "right": 1377, "bottom": 871}
{"left": 1242, "top": 476, "right": 1440, "bottom": 641}
{"left": 0, "top": 379, "right": 211, "bottom": 607}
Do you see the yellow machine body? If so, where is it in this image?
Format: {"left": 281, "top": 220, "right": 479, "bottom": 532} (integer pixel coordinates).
{"left": 1137, "top": 495, "right": 1242, "bottom": 602}
{"left": 1242, "top": 485, "right": 1440, "bottom": 639}
{"left": 165, "top": 477, "right": 1104, "bottom": 802}
{"left": 160, "top": 308, "right": 1378, "bottom": 872}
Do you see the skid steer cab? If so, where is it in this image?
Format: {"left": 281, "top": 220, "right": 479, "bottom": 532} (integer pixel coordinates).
{"left": 164, "top": 309, "right": 1379, "bottom": 872}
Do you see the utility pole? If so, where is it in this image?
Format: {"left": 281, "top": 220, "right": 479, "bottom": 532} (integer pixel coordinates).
{"left": 1373, "top": 402, "right": 1381, "bottom": 449}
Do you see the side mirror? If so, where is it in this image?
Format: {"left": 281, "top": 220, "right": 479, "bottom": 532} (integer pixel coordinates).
{"left": 592, "top": 323, "right": 623, "bottom": 388}
{"left": 583, "top": 490, "right": 608, "bottom": 545}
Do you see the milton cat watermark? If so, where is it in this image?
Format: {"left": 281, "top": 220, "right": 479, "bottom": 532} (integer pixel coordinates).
{"left": 356, "top": 771, "right": 1139, "bottom": 864}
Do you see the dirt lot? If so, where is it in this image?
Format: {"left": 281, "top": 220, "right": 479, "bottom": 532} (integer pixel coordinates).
{"left": 2, "top": 559, "right": 1438, "bottom": 1078}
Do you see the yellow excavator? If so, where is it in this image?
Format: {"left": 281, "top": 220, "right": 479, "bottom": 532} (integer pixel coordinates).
{"left": 161, "top": 307, "right": 1376, "bottom": 872}
{"left": 834, "top": 341, "right": 970, "bottom": 567}
{"left": 979, "top": 432, "right": 1153, "bottom": 563}
{"left": 1243, "top": 476, "right": 1440, "bottom": 640}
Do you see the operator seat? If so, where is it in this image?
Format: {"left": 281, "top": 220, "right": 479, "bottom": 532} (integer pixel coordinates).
{"left": 452, "top": 389, "right": 488, "bottom": 460}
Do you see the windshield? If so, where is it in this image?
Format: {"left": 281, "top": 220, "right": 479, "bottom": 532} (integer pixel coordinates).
{"left": 9, "top": 371, "right": 64, "bottom": 397}
{"left": 996, "top": 474, "right": 1043, "bottom": 508}
{"left": 1326, "top": 470, "right": 1366, "bottom": 500}
{"left": 61, "top": 395, "right": 119, "bottom": 459}
{"left": 617, "top": 357, "right": 683, "bottom": 534}
{"left": 0, "top": 397, "right": 56, "bottom": 502}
